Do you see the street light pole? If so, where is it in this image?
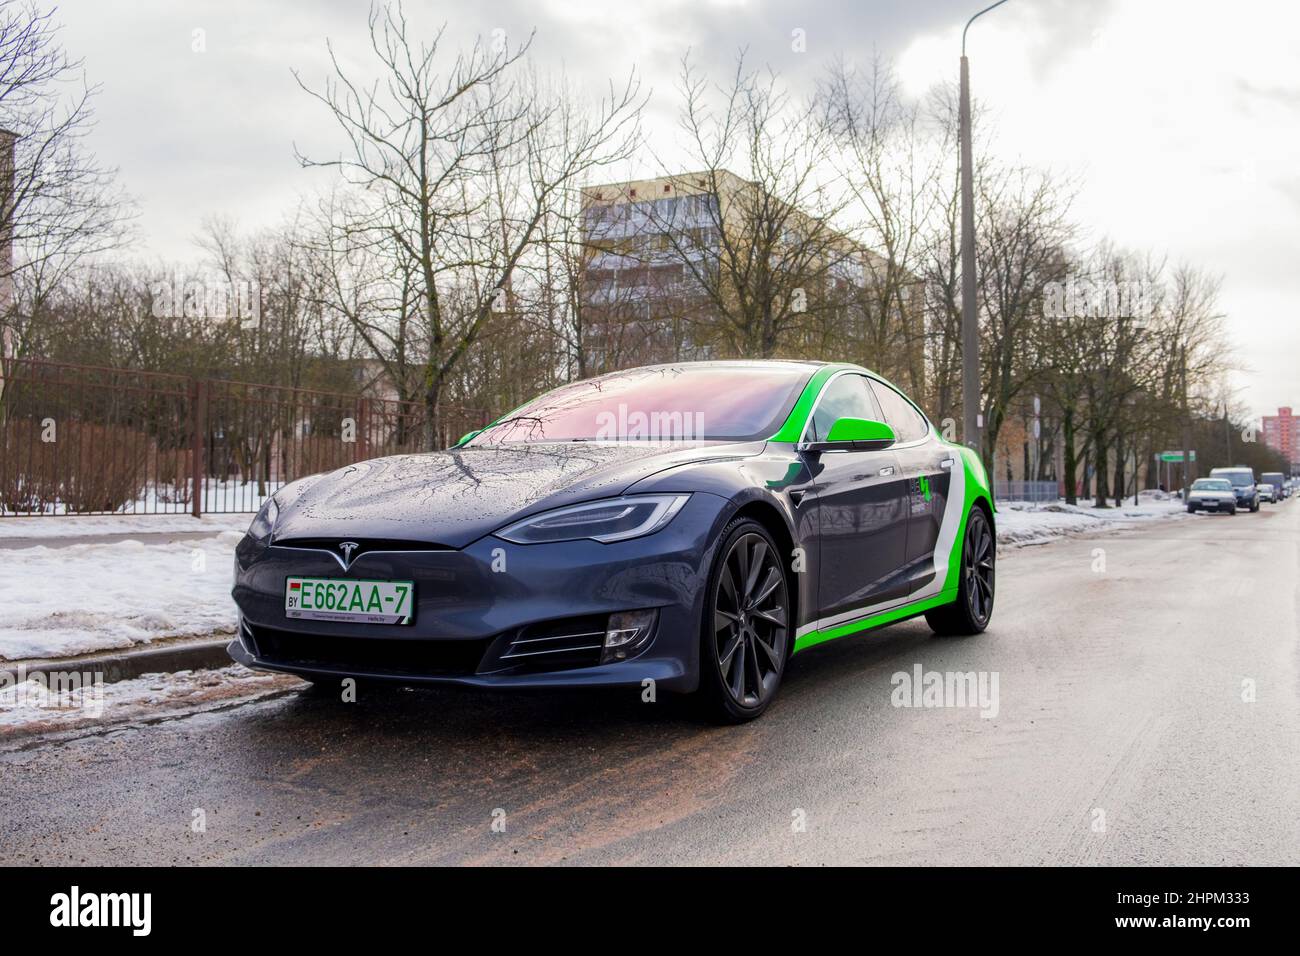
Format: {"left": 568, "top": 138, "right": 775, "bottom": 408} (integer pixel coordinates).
{"left": 960, "top": 0, "right": 1009, "bottom": 460}
{"left": 1180, "top": 342, "right": 1191, "bottom": 499}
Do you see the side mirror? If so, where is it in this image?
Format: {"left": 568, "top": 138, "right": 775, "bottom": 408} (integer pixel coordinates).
{"left": 802, "top": 417, "right": 896, "bottom": 452}
{"left": 454, "top": 428, "right": 483, "bottom": 448}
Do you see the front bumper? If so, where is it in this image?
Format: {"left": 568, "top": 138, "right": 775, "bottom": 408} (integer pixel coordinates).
{"left": 229, "top": 492, "right": 730, "bottom": 692}
{"left": 1189, "top": 497, "right": 1234, "bottom": 510}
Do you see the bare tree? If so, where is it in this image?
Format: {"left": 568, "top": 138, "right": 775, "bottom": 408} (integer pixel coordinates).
{"left": 821, "top": 53, "right": 941, "bottom": 395}
{"left": 0, "top": 0, "right": 132, "bottom": 388}
{"left": 295, "top": 2, "right": 640, "bottom": 447}
{"left": 642, "top": 52, "right": 855, "bottom": 360}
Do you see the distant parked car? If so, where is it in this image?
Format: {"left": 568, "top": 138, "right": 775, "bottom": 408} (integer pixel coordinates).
{"left": 1186, "top": 478, "right": 1236, "bottom": 514}
{"left": 1260, "top": 472, "right": 1286, "bottom": 500}
{"left": 1256, "top": 482, "right": 1277, "bottom": 503}
{"left": 1209, "top": 466, "right": 1259, "bottom": 512}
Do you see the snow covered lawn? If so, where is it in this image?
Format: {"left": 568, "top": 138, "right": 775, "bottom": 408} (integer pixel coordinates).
{"left": 996, "top": 493, "right": 1189, "bottom": 547}
{"left": 0, "top": 531, "right": 243, "bottom": 661}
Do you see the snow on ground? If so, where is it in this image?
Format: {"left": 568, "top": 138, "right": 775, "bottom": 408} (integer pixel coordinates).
{"left": 0, "top": 664, "right": 299, "bottom": 740}
{"left": 995, "top": 491, "right": 1189, "bottom": 547}
{"left": 0, "top": 512, "right": 252, "bottom": 540}
{"left": 0, "top": 531, "right": 243, "bottom": 660}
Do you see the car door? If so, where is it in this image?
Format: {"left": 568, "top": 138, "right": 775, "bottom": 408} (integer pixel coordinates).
{"left": 803, "top": 373, "right": 911, "bottom": 622}
{"left": 869, "top": 378, "right": 951, "bottom": 592}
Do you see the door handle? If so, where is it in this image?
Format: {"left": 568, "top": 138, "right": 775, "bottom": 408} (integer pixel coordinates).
{"left": 939, "top": 458, "right": 955, "bottom": 469}
{"left": 879, "top": 466, "right": 895, "bottom": 477}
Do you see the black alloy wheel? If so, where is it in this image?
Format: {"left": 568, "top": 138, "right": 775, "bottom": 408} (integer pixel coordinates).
{"left": 925, "top": 506, "right": 995, "bottom": 636}
{"left": 701, "top": 520, "right": 790, "bottom": 722}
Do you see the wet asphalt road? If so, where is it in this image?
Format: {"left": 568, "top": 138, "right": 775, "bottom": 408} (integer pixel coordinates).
{"left": 3, "top": 502, "right": 1298, "bottom": 866}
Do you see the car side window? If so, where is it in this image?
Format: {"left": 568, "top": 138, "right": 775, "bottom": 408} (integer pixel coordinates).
{"left": 809, "top": 375, "right": 882, "bottom": 442}
{"left": 868, "top": 380, "right": 930, "bottom": 443}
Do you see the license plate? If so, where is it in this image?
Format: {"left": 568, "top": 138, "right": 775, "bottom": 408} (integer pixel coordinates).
{"left": 285, "top": 577, "right": 415, "bottom": 625}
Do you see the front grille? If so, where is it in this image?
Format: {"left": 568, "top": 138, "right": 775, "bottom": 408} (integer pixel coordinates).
{"left": 247, "top": 623, "right": 489, "bottom": 677}
{"left": 272, "top": 538, "right": 451, "bottom": 558}
{"left": 495, "top": 614, "right": 608, "bottom": 671}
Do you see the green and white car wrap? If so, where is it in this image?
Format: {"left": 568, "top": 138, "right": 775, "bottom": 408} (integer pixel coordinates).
{"left": 767, "top": 362, "right": 995, "bottom": 655}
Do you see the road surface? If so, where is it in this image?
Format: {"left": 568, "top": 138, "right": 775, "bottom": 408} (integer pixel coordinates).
{"left": 3, "top": 502, "right": 1298, "bottom": 865}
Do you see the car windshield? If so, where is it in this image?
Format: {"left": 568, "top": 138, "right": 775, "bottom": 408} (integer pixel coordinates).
{"left": 469, "top": 364, "right": 814, "bottom": 444}
{"left": 1193, "top": 479, "right": 1231, "bottom": 491}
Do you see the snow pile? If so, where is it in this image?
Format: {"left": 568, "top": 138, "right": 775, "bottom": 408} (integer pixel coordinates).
{"left": 995, "top": 495, "right": 1189, "bottom": 547}
{"left": 0, "top": 665, "right": 297, "bottom": 737}
{"left": 0, "top": 532, "right": 243, "bottom": 660}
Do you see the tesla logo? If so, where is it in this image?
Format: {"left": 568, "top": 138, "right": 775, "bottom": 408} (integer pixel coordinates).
{"left": 338, "top": 541, "right": 360, "bottom": 569}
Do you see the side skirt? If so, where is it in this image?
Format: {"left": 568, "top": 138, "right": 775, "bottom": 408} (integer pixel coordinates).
{"left": 792, "top": 589, "right": 958, "bottom": 654}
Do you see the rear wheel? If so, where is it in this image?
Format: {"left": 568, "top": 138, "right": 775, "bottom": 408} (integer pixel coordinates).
{"left": 699, "top": 519, "right": 791, "bottom": 723}
{"left": 926, "top": 506, "right": 995, "bottom": 636}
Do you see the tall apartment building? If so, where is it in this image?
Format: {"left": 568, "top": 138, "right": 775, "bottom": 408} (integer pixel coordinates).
{"left": 1261, "top": 406, "right": 1300, "bottom": 473}
{"left": 578, "top": 170, "right": 923, "bottom": 386}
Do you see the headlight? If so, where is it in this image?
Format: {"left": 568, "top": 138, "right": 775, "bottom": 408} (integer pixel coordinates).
{"left": 495, "top": 494, "right": 690, "bottom": 545}
{"left": 247, "top": 496, "right": 279, "bottom": 545}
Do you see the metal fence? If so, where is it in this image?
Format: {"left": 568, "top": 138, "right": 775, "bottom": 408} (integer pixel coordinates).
{"left": 993, "top": 480, "right": 1060, "bottom": 503}
{"left": 0, "top": 358, "right": 488, "bottom": 517}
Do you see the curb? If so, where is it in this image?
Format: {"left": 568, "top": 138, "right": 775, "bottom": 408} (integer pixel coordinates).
{"left": 6, "top": 636, "right": 236, "bottom": 685}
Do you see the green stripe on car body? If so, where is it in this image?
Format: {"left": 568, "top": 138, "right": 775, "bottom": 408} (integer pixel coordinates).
{"left": 790, "top": 431, "right": 993, "bottom": 655}
{"left": 767, "top": 363, "right": 849, "bottom": 442}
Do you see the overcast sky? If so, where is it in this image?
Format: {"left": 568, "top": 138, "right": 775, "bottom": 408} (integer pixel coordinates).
{"left": 57, "top": 0, "right": 1300, "bottom": 419}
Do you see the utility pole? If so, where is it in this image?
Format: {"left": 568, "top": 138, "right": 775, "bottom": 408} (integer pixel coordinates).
{"left": 959, "top": 0, "right": 1009, "bottom": 463}
{"left": 1180, "top": 342, "right": 1191, "bottom": 499}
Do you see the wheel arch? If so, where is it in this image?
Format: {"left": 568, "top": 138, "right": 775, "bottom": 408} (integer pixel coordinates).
{"left": 727, "top": 498, "right": 801, "bottom": 654}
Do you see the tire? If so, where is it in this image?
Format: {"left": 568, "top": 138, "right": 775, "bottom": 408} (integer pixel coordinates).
{"left": 1251, "top": 502, "right": 1259, "bottom": 513}
{"left": 926, "top": 505, "right": 995, "bottom": 636}
{"left": 1186, "top": 504, "right": 1197, "bottom": 513}
{"left": 698, "top": 518, "right": 791, "bottom": 723}
{"left": 1228, "top": 505, "right": 1237, "bottom": 515}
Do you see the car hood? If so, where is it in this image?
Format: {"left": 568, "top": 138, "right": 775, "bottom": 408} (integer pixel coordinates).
{"left": 271, "top": 441, "right": 763, "bottom": 549}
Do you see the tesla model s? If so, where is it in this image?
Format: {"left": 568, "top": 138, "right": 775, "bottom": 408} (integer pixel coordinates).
{"left": 229, "top": 360, "right": 996, "bottom": 721}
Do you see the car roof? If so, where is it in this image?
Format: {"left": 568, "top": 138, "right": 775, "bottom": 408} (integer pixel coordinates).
{"left": 618, "top": 359, "right": 828, "bottom": 372}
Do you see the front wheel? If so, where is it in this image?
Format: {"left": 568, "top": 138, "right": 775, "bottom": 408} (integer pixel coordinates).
{"left": 926, "top": 506, "right": 995, "bottom": 636}
{"left": 698, "top": 519, "right": 791, "bottom": 723}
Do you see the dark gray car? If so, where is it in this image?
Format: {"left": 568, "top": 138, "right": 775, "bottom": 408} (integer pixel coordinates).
{"left": 229, "top": 361, "right": 996, "bottom": 721}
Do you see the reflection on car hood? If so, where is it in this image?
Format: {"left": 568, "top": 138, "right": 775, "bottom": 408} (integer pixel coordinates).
{"left": 272, "top": 441, "right": 763, "bottom": 549}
